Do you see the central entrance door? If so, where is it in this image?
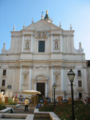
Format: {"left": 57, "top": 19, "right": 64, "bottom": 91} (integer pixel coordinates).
{"left": 36, "top": 83, "right": 45, "bottom": 96}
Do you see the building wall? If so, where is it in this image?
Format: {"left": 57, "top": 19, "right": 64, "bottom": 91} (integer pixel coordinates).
{"left": 0, "top": 19, "right": 88, "bottom": 100}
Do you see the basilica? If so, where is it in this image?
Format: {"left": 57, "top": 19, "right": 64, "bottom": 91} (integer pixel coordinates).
{"left": 0, "top": 11, "right": 89, "bottom": 100}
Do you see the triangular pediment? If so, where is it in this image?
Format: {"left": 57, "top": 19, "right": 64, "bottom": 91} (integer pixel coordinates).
{"left": 23, "top": 19, "right": 60, "bottom": 31}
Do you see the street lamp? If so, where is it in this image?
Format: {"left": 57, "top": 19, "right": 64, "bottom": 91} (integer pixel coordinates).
{"left": 53, "top": 83, "right": 56, "bottom": 107}
{"left": 67, "top": 69, "right": 75, "bottom": 120}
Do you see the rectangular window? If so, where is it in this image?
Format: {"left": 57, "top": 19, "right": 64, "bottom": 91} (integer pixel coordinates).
{"left": 78, "top": 70, "right": 81, "bottom": 77}
{"left": 38, "top": 41, "right": 45, "bottom": 52}
{"left": 78, "top": 92, "right": 82, "bottom": 99}
{"left": 78, "top": 81, "right": 82, "bottom": 87}
{"left": 7, "top": 85, "right": 12, "bottom": 89}
{"left": 3, "top": 70, "right": 6, "bottom": 76}
{"left": 1, "top": 89, "right": 5, "bottom": 93}
{"left": 2, "top": 80, "right": 5, "bottom": 86}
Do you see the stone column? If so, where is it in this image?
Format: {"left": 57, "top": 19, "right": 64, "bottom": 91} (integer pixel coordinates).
{"left": 29, "top": 68, "right": 32, "bottom": 90}
{"left": 61, "top": 68, "right": 64, "bottom": 91}
{"left": 50, "top": 67, "right": 54, "bottom": 100}
{"left": 45, "top": 80, "right": 48, "bottom": 97}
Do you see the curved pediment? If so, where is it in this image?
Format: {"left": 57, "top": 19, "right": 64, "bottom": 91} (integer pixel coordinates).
{"left": 36, "top": 75, "right": 48, "bottom": 81}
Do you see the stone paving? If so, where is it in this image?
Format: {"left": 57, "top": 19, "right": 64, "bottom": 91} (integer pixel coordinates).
{"left": 0, "top": 105, "right": 34, "bottom": 120}
{"left": 14, "top": 104, "right": 35, "bottom": 114}
{"left": 0, "top": 104, "right": 60, "bottom": 120}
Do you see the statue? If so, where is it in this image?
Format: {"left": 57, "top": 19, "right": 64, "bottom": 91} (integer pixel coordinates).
{"left": 55, "top": 40, "right": 59, "bottom": 49}
{"left": 25, "top": 40, "right": 29, "bottom": 50}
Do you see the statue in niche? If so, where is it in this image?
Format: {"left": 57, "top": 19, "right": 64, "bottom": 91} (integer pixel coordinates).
{"left": 25, "top": 40, "right": 30, "bottom": 50}
{"left": 54, "top": 72, "right": 60, "bottom": 87}
{"left": 54, "top": 40, "right": 59, "bottom": 50}
{"left": 55, "top": 73, "right": 60, "bottom": 81}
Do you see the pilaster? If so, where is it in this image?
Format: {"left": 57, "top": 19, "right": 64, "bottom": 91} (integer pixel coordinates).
{"left": 19, "top": 66, "right": 22, "bottom": 91}
{"left": 51, "top": 35, "right": 53, "bottom": 52}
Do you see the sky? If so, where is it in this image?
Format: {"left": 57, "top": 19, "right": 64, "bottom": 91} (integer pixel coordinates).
{"left": 0, "top": 0, "right": 90, "bottom": 59}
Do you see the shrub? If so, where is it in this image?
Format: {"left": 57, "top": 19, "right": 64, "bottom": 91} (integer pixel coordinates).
{"left": 0, "top": 103, "right": 6, "bottom": 110}
{"left": 39, "top": 102, "right": 90, "bottom": 120}
{"left": 39, "top": 104, "right": 54, "bottom": 111}
{"left": 8, "top": 98, "right": 16, "bottom": 105}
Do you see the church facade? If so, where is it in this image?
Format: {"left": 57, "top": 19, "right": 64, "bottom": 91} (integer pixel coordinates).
{"left": 0, "top": 11, "right": 88, "bottom": 100}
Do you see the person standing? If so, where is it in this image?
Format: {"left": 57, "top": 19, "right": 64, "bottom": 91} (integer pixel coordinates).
{"left": 24, "top": 97, "right": 29, "bottom": 111}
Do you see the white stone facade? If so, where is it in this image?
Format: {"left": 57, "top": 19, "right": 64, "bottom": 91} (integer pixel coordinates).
{"left": 0, "top": 12, "right": 88, "bottom": 100}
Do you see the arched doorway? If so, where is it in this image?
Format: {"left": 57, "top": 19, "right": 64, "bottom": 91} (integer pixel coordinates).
{"left": 35, "top": 75, "right": 48, "bottom": 97}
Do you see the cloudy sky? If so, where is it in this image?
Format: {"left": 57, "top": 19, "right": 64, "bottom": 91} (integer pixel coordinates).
{"left": 0, "top": 0, "right": 90, "bottom": 59}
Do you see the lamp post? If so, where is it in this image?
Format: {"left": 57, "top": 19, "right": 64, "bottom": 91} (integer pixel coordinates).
{"left": 53, "top": 83, "right": 56, "bottom": 107}
{"left": 67, "top": 69, "right": 75, "bottom": 120}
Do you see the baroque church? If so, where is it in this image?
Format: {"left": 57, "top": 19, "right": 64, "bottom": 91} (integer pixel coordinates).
{"left": 0, "top": 11, "right": 89, "bottom": 100}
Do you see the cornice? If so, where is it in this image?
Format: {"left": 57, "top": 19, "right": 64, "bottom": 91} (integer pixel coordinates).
{"left": 0, "top": 59, "right": 86, "bottom": 65}
{"left": 0, "top": 50, "right": 85, "bottom": 56}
